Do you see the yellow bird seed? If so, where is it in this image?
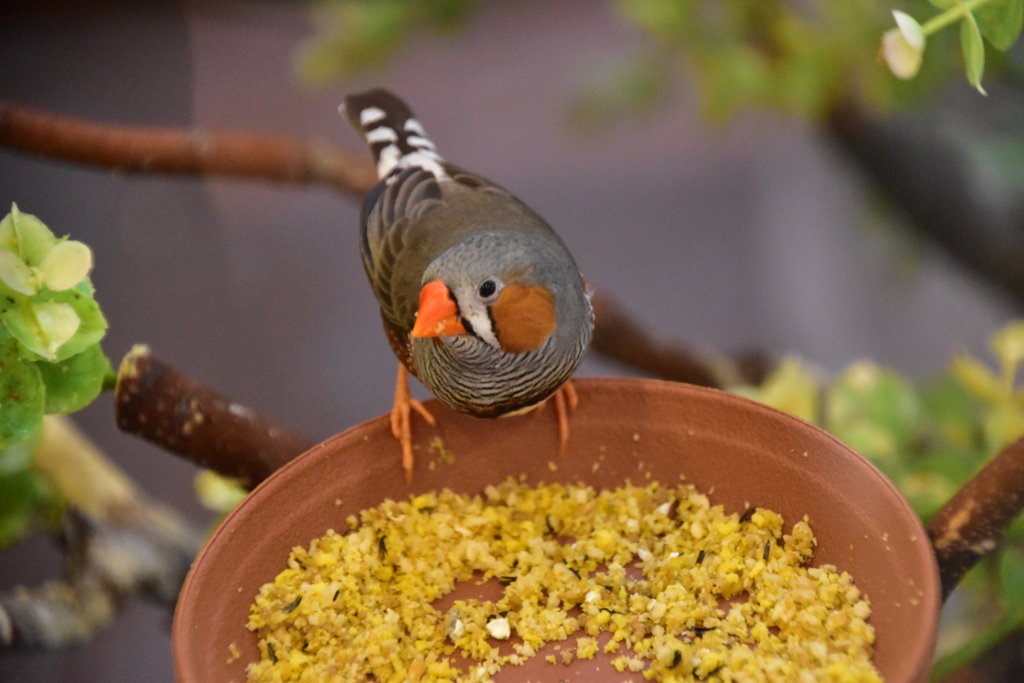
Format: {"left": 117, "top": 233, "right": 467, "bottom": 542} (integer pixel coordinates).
{"left": 247, "top": 479, "right": 881, "bottom": 682}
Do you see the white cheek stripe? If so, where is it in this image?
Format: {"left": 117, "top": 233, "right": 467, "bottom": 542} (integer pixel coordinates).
{"left": 463, "top": 308, "right": 499, "bottom": 349}
{"left": 360, "top": 107, "right": 386, "bottom": 126}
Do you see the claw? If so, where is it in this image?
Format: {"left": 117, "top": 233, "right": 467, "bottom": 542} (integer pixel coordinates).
{"left": 391, "top": 364, "right": 435, "bottom": 482}
{"left": 553, "top": 380, "right": 578, "bottom": 455}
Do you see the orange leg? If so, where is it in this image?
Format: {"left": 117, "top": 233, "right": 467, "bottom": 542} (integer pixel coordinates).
{"left": 552, "top": 380, "right": 578, "bottom": 455}
{"left": 391, "top": 364, "right": 436, "bottom": 482}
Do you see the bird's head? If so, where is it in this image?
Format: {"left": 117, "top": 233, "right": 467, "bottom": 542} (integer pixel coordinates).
{"left": 410, "top": 233, "right": 562, "bottom": 355}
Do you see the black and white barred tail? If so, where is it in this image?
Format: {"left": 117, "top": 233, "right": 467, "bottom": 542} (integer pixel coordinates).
{"left": 342, "top": 89, "right": 447, "bottom": 182}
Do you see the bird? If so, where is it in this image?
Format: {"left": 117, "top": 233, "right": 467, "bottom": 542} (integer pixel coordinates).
{"left": 342, "top": 88, "right": 593, "bottom": 481}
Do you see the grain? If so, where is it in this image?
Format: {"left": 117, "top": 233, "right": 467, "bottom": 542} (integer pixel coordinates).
{"left": 247, "top": 479, "right": 880, "bottom": 682}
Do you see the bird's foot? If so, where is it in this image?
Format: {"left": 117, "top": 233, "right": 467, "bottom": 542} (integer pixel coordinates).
{"left": 552, "top": 380, "right": 578, "bottom": 455}
{"left": 391, "top": 364, "right": 436, "bottom": 482}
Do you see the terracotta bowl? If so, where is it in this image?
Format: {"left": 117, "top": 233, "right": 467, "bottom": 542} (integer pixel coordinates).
{"left": 173, "top": 377, "right": 941, "bottom": 682}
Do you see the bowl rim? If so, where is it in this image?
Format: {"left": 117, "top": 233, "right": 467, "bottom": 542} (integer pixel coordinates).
{"left": 173, "top": 376, "right": 941, "bottom": 682}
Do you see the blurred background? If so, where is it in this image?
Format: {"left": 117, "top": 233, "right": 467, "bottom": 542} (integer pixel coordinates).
{"left": 1, "top": 0, "right": 1022, "bottom": 680}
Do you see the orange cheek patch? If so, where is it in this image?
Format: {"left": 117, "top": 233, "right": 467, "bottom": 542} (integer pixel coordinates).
{"left": 491, "top": 284, "right": 557, "bottom": 354}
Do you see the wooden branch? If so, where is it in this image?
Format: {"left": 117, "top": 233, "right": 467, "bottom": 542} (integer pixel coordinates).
{"left": 0, "top": 99, "right": 378, "bottom": 197}
{"left": 929, "top": 435, "right": 1024, "bottom": 601}
{"left": 1, "top": 416, "right": 203, "bottom": 648}
{"left": 589, "top": 290, "right": 770, "bottom": 388}
{"left": 0, "top": 576, "right": 115, "bottom": 648}
{"left": 0, "top": 99, "right": 765, "bottom": 392}
{"left": 826, "top": 99, "right": 1024, "bottom": 307}
{"left": 114, "top": 345, "right": 315, "bottom": 489}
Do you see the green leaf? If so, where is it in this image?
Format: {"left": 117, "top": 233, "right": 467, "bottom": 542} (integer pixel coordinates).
{"left": 0, "top": 469, "right": 40, "bottom": 548}
{"left": 981, "top": 402, "right": 1024, "bottom": 453}
{"left": 295, "top": 0, "right": 409, "bottom": 82}
{"left": 900, "top": 470, "right": 960, "bottom": 521}
{"left": 927, "top": 0, "right": 956, "bottom": 8}
{"left": 3, "top": 284, "right": 107, "bottom": 362}
{"left": 951, "top": 354, "right": 1005, "bottom": 403}
{"left": 961, "top": 10, "right": 987, "bottom": 94}
{"left": 826, "top": 361, "right": 923, "bottom": 455}
{"left": 0, "top": 251, "right": 36, "bottom": 295}
{"left": 42, "top": 284, "right": 107, "bottom": 361}
{"left": 617, "top": 0, "right": 691, "bottom": 42}
{"left": 32, "top": 301, "right": 80, "bottom": 355}
{"left": 6, "top": 205, "right": 57, "bottom": 267}
{"left": 0, "top": 423, "right": 41, "bottom": 475}
{"left": 35, "top": 342, "right": 112, "bottom": 414}
{"left": 976, "top": 0, "right": 1024, "bottom": 51}
{"left": 194, "top": 470, "right": 247, "bottom": 514}
{"left": 38, "top": 239, "right": 92, "bottom": 292}
{"left": 0, "top": 210, "right": 15, "bottom": 255}
{"left": 733, "top": 356, "right": 820, "bottom": 424}
{"left": 0, "top": 336, "right": 45, "bottom": 450}
{"left": 931, "top": 614, "right": 1022, "bottom": 680}
{"left": 999, "top": 547, "right": 1024, "bottom": 614}
{"left": 919, "top": 374, "right": 984, "bottom": 451}
{"left": 993, "top": 319, "right": 1024, "bottom": 386}
{"left": 2, "top": 297, "right": 75, "bottom": 361}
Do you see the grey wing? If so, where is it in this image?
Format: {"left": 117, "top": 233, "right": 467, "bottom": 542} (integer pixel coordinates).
{"left": 360, "top": 165, "right": 445, "bottom": 330}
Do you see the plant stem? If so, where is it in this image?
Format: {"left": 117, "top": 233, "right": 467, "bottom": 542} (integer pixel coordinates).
{"left": 930, "top": 615, "right": 1023, "bottom": 680}
{"left": 922, "top": 0, "right": 991, "bottom": 36}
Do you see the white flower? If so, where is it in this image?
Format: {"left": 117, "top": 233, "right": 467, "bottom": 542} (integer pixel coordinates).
{"left": 882, "top": 12, "right": 926, "bottom": 80}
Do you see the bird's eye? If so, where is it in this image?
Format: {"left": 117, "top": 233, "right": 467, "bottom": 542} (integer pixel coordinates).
{"left": 478, "top": 278, "right": 498, "bottom": 300}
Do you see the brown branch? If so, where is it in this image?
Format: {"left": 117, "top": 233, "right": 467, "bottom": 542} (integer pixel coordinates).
{"left": 928, "top": 435, "right": 1024, "bottom": 601}
{"left": 826, "top": 99, "right": 1024, "bottom": 308}
{"left": 1, "top": 575, "right": 115, "bottom": 648}
{"left": 114, "top": 345, "right": 315, "bottom": 489}
{"left": 0, "top": 99, "right": 378, "bottom": 197}
{"left": 589, "top": 290, "right": 770, "bottom": 388}
{"left": 0, "top": 98, "right": 764, "bottom": 389}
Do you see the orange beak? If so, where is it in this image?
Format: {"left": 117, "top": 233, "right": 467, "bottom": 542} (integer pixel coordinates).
{"left": 411, "top": 279, "right": 467, "bottom": 338}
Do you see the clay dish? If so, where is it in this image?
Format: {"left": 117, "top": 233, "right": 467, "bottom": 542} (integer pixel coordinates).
{"left": 173, "top": 377, "right": 941, "bottom": 682}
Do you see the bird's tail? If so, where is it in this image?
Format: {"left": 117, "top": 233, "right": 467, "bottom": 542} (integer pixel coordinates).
{"left": 342, "top": 89, "right": 447, "bottom": 182}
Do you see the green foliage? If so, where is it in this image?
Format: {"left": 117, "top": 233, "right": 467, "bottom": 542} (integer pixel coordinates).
{"left": 613, "top": 0, "right": 967, "bottom": 120}
{"left": 0, "top": 336, "right": 46, "bottom": 450}
{"left": 0, "top": 424, "right": 56, "bottom": 548}
{"left": 295, "top": 0, "right": 1022, "bottom": 123}
{"left": 735, "top": 319, "right": 1024, "bottom": 676}
{"left": 0, "top": 469, "right": 46, "bottom": 548}
{"left": 882, "top": 0, "right": 1024, "bottom": 93}
{"left": 37, "top": 343, "right": 115, "bottom": 415}
{"left": 976, "top": 0, "right": 1024, "bottom": 50}
{"left": 295, "top": 0, "right": 476, "bottom": 83}
{"left": 564, "top": 53, "right": 670, "bottom": 133}
{"left": 0, "top": 205, "right": 112, "bottom": 550}
{"left": 961, "top": 8, "right": 988, "bottom": 93}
